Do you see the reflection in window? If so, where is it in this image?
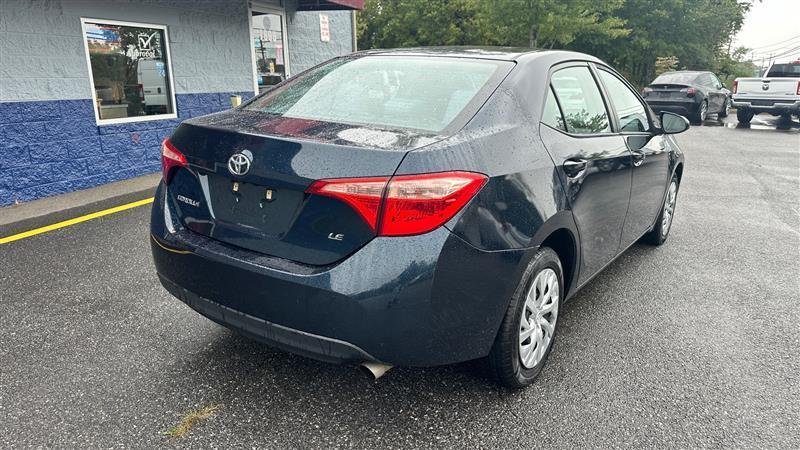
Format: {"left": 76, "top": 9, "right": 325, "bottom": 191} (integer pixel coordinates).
{"left": 551, "top": 67, "right": 610, "bottom": 134}
{"left": 598, "top": 70, "right": 650, "bottom": 133}
{"left": 82, "top": 20, "right": 174, "bottom": 122}
{"left": 246, "top": 56, "right": 512, "bottom": 133}
{"left": 252, "top": 13, "right": 287, "bottom": 93}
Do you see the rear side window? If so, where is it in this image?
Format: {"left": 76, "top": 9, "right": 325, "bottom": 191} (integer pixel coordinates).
{"left": 598, "top": 70, "right": 650, "bottom": 133}
{"left": 766, "top": 63, "right": 800, "bottom": 77}
{"left": 541, "top": 86, "right": 566, "bottom": 131}
{"left": 245, "top": 56, "right": 514, "bottom": 133}
{"left": 550, "top": 66, "right": 610, "bottom": 134}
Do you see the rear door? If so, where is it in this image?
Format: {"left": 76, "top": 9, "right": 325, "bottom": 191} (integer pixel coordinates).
{"left": 595, "top": 66, "right": 670, "bottom": 247}
{"left": 698, "top": 73, "right": 724, "bottom": 111}
{"left": 539, "top": 63, "right": 632, "bottom": 284}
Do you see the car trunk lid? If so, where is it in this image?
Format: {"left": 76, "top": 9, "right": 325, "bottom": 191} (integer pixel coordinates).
{"left": 165, "top": 110, "right": 442, "bottom": 266}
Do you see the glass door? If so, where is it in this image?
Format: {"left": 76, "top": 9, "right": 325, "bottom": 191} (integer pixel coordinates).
{"left": 252, "top": 11, "right": 288, "bottom": 93}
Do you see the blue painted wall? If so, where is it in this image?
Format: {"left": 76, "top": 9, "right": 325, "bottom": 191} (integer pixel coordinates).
{"left": 0, "top": 92, "right": 252, "bottom": 206}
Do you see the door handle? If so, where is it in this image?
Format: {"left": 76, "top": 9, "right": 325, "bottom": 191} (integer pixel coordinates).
{"left": 563, "top": 158, "right": 587, "bottom": 178}
{"left": 631, "top": 150, "right": 646, "bottom": 167}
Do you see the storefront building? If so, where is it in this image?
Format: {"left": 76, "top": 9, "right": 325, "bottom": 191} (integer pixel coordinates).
{"left": 0, "top": 0, "right": 362, "bottom": 206}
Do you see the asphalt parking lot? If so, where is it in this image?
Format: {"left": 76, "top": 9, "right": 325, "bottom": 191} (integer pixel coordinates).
{"left": 1, "top": 113, "right": 798, "bottom": 448}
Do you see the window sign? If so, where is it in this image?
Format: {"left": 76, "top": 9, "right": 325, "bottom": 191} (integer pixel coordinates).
{"left": 80, "top": 18, "right": 177, "bottom": 124}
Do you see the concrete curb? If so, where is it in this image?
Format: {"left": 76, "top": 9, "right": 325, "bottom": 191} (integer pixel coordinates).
{"left": 0, "top": 173, "right": 161, "bottom": 238}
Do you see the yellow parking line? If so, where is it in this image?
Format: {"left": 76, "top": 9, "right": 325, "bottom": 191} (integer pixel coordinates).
{"left": 0, "top": 197, "right": 154, "bottom": 245}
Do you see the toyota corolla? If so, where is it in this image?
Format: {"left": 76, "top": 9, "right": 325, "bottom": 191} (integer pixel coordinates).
{"left": 150, "top": 48, "right": 687, "bottom": 387}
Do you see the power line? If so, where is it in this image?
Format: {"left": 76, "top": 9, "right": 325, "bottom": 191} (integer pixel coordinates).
{"left": 746, "top": 34, "right": 800, "bottom": 51}
{"left": 749, "top": 40, "right": 800, "bottom": 60}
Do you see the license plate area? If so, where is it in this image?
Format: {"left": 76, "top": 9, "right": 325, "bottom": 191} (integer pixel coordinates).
{"left": 207, "top": 175, "right": 303, "bottom": 235}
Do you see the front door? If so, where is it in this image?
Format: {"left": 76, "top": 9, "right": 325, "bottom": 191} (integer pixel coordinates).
{"left": 540, "top": 65, "right": 633, "bottom": 285}
{"left": 595, "top": 68, "right": 671, "bottom": 247}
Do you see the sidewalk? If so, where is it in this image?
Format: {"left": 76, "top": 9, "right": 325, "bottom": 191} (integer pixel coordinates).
{"left": 0, "top": 173, "right": 160, "bottom": 237}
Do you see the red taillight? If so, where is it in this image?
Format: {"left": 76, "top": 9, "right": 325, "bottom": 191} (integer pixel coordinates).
{"left": 796, "top": 81, "right": 800, "bottom": 95}
{"left": 306, "top": 171, "right": 488, "bottom": 236}
{"left": 641, "top": 87, "right": 653, "bottom": 96}
{"left": 682, "top": 87, "right": 697, "bottom": 97}
{"left": 306, "top": 176, "right": 389, "bottom": 231}
{"left": 732, "top": 80, "right": 738, "bottom": 94}
{"left": 161, "top": 138, "right": 187, "bottom": 183}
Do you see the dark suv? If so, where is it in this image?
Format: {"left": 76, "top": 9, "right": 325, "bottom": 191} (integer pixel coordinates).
{"left": 151, "top": 48, "right": 687, "bottom": 388}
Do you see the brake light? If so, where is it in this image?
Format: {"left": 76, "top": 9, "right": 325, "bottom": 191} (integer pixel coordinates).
{"left": 642, "top": 87, "right": 653, "bottom": 96}
{"left": 161, "top": 138, "right": 187, "bottom": 183}
{"left": 796, "top": 80, "right": 800, "bottom": 95}
{"left": 306, "top": 171, "right": 488, "bottom": 236}
{"left": 732, "top": 80, "right": 738, "bottom": 94}
{"left": 681, "top": 87, "right": 697, "bottom": 97}
{"left": 306, "top": 176, "right": 389, "bottom": 231}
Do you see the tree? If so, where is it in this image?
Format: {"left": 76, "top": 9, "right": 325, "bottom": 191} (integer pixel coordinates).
{"left": 357, "top": 0, "right": 482, "bottom": 49}
{"left": 478, "top": 0, "right": 629, "bottom": 49}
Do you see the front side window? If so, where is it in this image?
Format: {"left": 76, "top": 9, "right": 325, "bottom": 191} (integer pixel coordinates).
{"left": 81, "top": 19, "right": 176, "bottom": 124}
{"left": 550, "top": 66, "right": 611, "bottom": 134}
{"left": 245, "top": 56, "right": 514, "bottom": 133}
{"left": 598, "top": 70, "right": 650, "bottom": 133}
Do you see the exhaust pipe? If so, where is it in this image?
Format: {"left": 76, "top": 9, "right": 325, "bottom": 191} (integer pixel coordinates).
{"left": 360, "top": 362, "right": 393, "bottom": 380}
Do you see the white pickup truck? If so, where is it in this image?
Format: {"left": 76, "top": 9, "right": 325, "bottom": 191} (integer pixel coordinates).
{"left": 732, "top": 60, "right": 800, "bottom": 124}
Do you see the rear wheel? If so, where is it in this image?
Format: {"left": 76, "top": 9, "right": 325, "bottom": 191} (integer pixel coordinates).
{"left": 691, "top": 100, "right": 708, "bottom": 124}
{"left": 487, "top": 247, "right": 562, "bottom": 388}
{"left": 719, "top": 97, "right": 731, "bottom": 117}
{"left": 737, "top": 108, "right": 754, "bottom": 124}
{"left": 643, "top": 175, "right": 679, "bottom": 245}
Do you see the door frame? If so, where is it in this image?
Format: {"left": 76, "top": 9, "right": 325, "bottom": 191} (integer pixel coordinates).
{"left": 248, "top": 2, "right": 291, "bottom": 95}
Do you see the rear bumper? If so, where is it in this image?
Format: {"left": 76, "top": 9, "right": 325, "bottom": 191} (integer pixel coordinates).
{"left": 731, "top": 98, "right": 800, "bottom": 113}
{"left": 150, "top": 183, "right": 529, "bottom": 367}
{"left": 645, "top": 98, "right": 700, "bottom": 117}
{"left": 158, "top": 274, "right": 378, "bottom": 363}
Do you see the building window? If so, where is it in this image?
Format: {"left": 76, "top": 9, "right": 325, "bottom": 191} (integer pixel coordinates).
{"left": 80, "top": 18, "right": 177, "bottom": 124}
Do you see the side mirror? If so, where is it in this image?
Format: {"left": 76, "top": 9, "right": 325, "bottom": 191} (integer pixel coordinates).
{"left": 660, "top": 111, "right": 690, "bottom": 134}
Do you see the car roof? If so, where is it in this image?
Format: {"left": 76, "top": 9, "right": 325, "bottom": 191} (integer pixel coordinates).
{"left": 658, "top": 70, "right": 708, "bottom": 75}
{"left": 355, "top": 46, "right": 602, "bottom": 64}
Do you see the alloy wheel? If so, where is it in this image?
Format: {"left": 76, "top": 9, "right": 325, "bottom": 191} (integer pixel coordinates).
{"left": 700, "top": 102, "right": 708, "bottom": 121}
{"left": 519, "top": 268, "right": 559, "bottom": 369}
{"left": 661, "top": 180, "right": 678, "bottom": 237}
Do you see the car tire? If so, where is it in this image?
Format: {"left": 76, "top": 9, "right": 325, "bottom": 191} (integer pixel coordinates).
{"left": 691, "top": 100, "right": 708, "bottom": 124}
{"left": 719, "top": 97, "right": 730, "bottom": 118}
{"left": 737, "top": 108, "right": 754, "bottom": 124}
{"left": 643, "top": 175, "right": 679, "bottom": 246}
{"left": 486, "top": 247, "right": 563, "bottom": 388}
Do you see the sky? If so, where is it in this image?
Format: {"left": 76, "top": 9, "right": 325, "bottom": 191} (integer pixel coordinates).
{"left": 732, "top": 0, "right": 800, "bottom": 64}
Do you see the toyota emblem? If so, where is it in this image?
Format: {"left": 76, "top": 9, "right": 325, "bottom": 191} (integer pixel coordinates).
{"left": 761, "top": 83, "right": 769, "bottom": 91}
{"left": 228, "top": 151, "right": 252, "bottom": 176}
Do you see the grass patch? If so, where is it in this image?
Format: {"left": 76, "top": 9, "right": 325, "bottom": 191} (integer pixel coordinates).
{"left": 164, "top": 404, "right": 220, "bottom": 438}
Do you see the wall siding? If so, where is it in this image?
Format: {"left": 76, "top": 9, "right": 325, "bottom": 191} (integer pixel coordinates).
{"left": 0, "top": 0, "right": 354, "bottom": 206}
{"left": 287, "top": 10, "right": 354, "bottom": 74}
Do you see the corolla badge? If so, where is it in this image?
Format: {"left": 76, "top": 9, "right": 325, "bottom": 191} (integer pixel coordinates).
{"left": 228, "top": 150, "right": 253, "bottom": 176}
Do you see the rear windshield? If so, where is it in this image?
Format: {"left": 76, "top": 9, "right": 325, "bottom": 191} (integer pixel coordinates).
{"left": 766, "top": 63, "right": 800, "bottom": 78}
{"left": 652, "top": 72, "right": 699, "bottom": 85}
{"left": 245, "top": 56, "right": 514, "bottom": 133}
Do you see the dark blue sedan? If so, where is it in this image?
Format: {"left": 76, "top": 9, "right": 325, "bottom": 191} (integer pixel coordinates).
{"left": 150, "top": 47, "right": 687, "bottom": 388}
